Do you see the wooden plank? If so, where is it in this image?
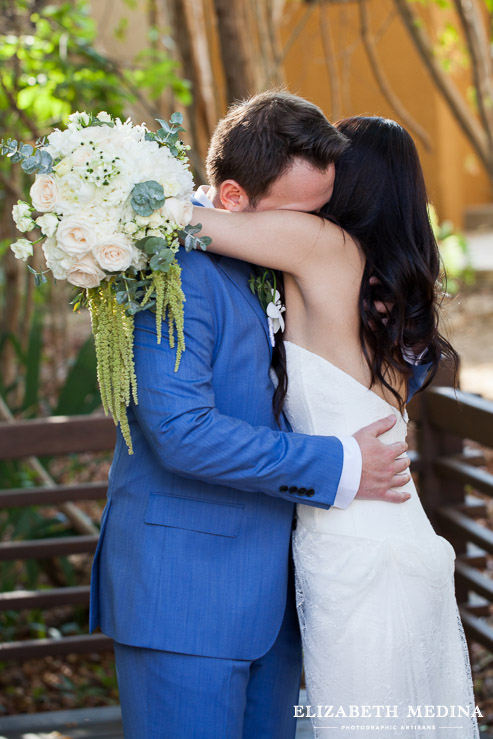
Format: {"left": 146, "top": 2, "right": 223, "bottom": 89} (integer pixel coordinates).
{"left": 0, "top": 585, "right": 90, "bottom": 611}
{"left": 459, "top": 602, "right": 491, "bottom": 617}
{"left": 456, "top": 560, "right": 493, "bottom": 602}
{"left": 459, "top": 553, "right": 488, "bottom": 568}
{"left": 435, "top": 457, "right": 493, "bottom": 498}
{"left": 0, "top": 481, "right": 108, "bottom": 507}
{"left": 425, "top": 387, "right": 493, "bottom": 447}
{"left": 0, "top": 633, "right": 114, "bottom": 661}
{"left": 0, "top": 535, "right": 98, "bottom": 561}
{"left": 437, "top": 506, "right": 493, "bottom": 555}
{"left": 455, "top": 498, "right": 488, "bottom": 518}
{"left": 459, "top": 606, "right": 493, "bottom": 651}
{"left": 0, "top": 415, "right": 116, "bottom": 459}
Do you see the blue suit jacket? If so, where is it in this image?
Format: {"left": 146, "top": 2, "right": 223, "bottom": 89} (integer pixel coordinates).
{"left": 89, "top": 231, "right": 430, "bottom": 661}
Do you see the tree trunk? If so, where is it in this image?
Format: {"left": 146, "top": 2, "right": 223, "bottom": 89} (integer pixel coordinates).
{"left": 213, "top": 0, "right": 258, "bottom": 103}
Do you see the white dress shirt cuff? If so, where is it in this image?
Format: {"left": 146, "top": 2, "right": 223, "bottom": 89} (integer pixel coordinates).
{"left": 332, "top": 435, "right": 362, "bottom": 509}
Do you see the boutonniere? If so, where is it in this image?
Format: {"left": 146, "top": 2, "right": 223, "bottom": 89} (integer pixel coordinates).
{"left": 248, "top": 268, "right": 286, "bottom": 347}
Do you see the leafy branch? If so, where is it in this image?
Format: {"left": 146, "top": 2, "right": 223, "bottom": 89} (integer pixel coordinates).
{"left": 179, "top": 224, "right": 212, "bottom": 252}
{"left": 0, "top": 138, "right": 53, "bottom": 174}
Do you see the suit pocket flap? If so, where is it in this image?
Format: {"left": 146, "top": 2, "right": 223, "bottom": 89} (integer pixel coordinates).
{"left": 144, "top": 492, "right": 244, "bottom": 537}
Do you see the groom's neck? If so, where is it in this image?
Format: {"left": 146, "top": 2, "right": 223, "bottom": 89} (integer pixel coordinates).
{"left": 207, "top": 187, "right": 224, "bottom": 210}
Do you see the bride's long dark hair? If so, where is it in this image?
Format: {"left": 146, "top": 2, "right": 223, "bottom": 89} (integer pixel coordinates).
{"left": 271, "top": 115, "right": 458, "bottom": 421}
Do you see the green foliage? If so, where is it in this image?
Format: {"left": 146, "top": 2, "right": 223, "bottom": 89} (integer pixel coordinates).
{"left": 248, "top": 268, "right": 279, "bottom": 313}
{"left": 53, "top": 335, "right": 102, "bottom": 416}
{"left": 180, "top": 223, "right": 212, "bottom": 252}
{"left": 0, "top": 320, "right": 101, "bottom": 418}
{"left": 428, "top": 204, "right": 475, "bottom": 294}
{"left": 131, "top": 180, "right": 166, "bottom": 216}
{"left": 0, "top": 1, "right": 191, "bottom": 137}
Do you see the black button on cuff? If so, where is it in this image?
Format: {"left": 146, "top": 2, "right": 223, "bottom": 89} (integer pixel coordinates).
{"left": 298, "top": 487, "right": 307, "bottom": 495}
{"left": 306, "top": 488, "right": 315, "bottom": 497}
{"left": 279, "top": 485, "right": 288, "bottom": 492}
{"left": 288, "top": 486, "right": 298, "bottom": 494}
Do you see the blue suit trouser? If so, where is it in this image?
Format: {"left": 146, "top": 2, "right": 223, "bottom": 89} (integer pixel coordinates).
{"left": 113, "top": 564, "right": 302, "bottom": 738}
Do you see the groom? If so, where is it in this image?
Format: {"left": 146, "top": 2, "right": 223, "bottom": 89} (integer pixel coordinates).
{"left": 89, "top": 92, "right": 430, "bottom": 738}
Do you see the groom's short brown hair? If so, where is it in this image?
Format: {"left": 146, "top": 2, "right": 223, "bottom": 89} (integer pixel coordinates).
{"left": 206, "top": 90, "right": 349, "bottom": 206}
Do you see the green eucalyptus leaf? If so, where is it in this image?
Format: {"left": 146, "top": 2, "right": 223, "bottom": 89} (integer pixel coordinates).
{"left": 143, "top": 236, "right": 167, "bottom": 255}
{"left": 155, "top": 118, "right": 171, "bottom": 132}
{"left": 131, "top": 180, "right": 165, "bottom": 216}
{"left": 38, "top": 150, "right": 53, "bottom": 173}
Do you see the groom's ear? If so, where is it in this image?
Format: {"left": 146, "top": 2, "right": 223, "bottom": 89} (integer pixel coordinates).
{"left": 218, "top": 180, "right": 251, "bottom": 212}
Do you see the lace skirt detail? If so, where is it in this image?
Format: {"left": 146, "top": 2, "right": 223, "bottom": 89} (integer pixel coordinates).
{"left": 292, "top": 525, "right": 480, "bottom": 738}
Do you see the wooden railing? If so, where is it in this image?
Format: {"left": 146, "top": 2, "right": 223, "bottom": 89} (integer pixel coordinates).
{"left": 0, "top": 414, "right": 116, "bottom": 661}
{"left": 409, "top": 386, "right": 493, "bottom": 650}
{"left": 1, "top": 387, "right": 493, "bottom": 660}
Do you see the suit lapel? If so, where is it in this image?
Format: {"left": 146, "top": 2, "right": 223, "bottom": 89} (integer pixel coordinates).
{"left": 216, "top": 257, "right": 273, "bottom": 359}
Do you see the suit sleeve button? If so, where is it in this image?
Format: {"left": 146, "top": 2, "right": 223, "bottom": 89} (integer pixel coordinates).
{"left": 306, "top": 488, "right": 315, "bottom": 497}
{"left": 289, "top": 486, "right": 298, "bottom": 494}
{"left": 298, "top": 488, "right": 307, "bottom": 495}
{"left": 279, "top": 485, "right": 288, "bottom": 492}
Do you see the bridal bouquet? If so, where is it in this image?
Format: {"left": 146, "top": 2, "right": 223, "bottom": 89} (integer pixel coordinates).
{"left": 1, "top": 111, "right": 210, "bottom": 453}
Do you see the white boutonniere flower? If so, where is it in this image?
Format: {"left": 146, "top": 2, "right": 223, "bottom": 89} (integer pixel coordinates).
{"left": 266, "top": 289, "right": 286, "bottom": 347}
{"left": 248, "top": 269, "right": 286, "bottom": 347}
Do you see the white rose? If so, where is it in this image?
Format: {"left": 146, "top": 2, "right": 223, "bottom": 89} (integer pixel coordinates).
{"left": 30, "top": 174, "right": 59, "bottom": 212}
{"left": 36, "top": 213, "right": 59, "bottom": 237}
{"left": 57, "top": 215, "right": 95, "bottom": 257}
{"left": 11, "top": 238, "right": 33, "bottom": 261}
{"left": 66, "top": 253, "right": 106, "bottom": 288}
{"left": 93, "top": 234, "right": 133, "bottom": 272}
{"left": 123, "top": 221, "right": 138, "bottom": 235}
{"left": 162, "top": 198, "right": 193, "bottom": 229}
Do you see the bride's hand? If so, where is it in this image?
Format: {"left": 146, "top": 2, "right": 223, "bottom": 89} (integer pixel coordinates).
{"left": 353, "top": 415, "right": 412, "bottom": 503}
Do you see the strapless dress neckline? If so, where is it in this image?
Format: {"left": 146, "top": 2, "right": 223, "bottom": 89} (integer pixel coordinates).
{"left": 284, "top": 340, "right": 407, "bottom": 420}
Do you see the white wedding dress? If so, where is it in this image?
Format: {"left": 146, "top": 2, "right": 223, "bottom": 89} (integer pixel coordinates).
{"left": 283, "top": 341, "right": 480, "bottom": 738}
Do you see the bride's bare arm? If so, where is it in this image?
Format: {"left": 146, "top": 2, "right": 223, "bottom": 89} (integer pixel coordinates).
{"left": 189, "top": 206, "right": 346, "bottom": 276}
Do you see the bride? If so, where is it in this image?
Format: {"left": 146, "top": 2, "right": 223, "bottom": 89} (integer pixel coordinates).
{"left": 189, "top": 115, "right": 479, "bottom": 737}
